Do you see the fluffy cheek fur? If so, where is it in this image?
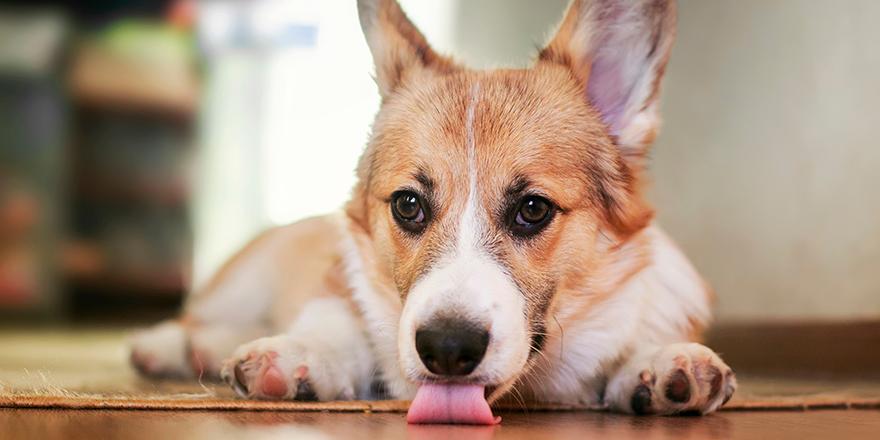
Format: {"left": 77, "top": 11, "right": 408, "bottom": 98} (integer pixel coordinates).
{"left": 502, "top": 207, "right": 626, "bottom": 353}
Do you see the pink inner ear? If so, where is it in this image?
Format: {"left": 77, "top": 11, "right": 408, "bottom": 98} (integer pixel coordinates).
{"left": 586, "top": 58, "right": 631, "bottom": 136}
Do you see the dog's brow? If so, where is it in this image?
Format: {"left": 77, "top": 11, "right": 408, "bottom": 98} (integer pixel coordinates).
{"left": 505, "top": 176, "right": 530, "bottom": 196}
{"left": 414, "top": 170, "right": 435, "bottom": 193}
{"left": 493, "top": 176, "right": 532, "bottom": 224}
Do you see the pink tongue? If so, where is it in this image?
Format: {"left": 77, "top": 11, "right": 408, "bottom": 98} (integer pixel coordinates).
{"left": 407, "top": 384, "right": 501, "bottom": 425}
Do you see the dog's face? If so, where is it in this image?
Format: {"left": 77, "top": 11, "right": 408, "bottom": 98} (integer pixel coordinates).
{"left": 347, "top": 0, "right": 675, "bottom": 398}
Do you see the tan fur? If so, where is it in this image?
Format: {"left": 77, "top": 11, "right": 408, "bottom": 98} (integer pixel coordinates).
{"left": 347, "top": 65, "right": 655, "bottom": 300}
{"left": 132, "top": 0, "right": 733, "bottom": 414}
{"left": 346, "top": 0, "right": 664, "bottom": 349}
{"left": 358, "top": 0, "right": 459, "bottom": 99}
{"left": 186, "top": 216, "right": 351, "bottom": 329}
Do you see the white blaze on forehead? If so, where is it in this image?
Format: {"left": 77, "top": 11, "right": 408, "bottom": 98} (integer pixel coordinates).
{"left": 460, "top": 79, "right": 482, "bottom": 255}
{"left": 396, "top": 79, "right": 530, "bottom": 386}
{"left": 466, "top": 80, "right": 481, "bottom": 184}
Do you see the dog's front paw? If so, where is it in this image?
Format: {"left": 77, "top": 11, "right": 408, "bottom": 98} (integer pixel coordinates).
{"left": 608, "top": 343, "right": 736, "bottom": 415}
{"left": 221, "top": 335, "right": 357, "bottom": 401}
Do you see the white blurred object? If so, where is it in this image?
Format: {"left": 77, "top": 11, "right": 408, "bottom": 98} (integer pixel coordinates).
{"left": 192, "top": 0, "right": 457, "bottom": 290}
{"left": 0, "top": 9, "right": 67, "bottom": 76}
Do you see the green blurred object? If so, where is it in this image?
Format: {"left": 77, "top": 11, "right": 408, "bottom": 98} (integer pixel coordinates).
{"left": 98, "top": 20, "right": 196, "bottom": 65}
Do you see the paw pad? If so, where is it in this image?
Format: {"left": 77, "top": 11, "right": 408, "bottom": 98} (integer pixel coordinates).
{"left": 259, "top": 365, "right": 289, "bottom": 397}
{"left": 664, "top": 369, "right": 691, "bottom": 403}
{"left": 292, "top": 366, "right": 318, "bottom": 401}
{"left": 630, "top": 383, "right": 654, "bottom": 415}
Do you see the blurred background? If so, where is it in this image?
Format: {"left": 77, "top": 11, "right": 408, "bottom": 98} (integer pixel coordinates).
{"left": 0, "top": 0, "right": 877, "bottom": 327}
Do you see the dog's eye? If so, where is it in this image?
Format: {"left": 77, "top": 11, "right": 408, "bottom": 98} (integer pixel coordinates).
{"left": 518, "top": 197, "right": 551, "bottom": 224}
{"left": 394, "top": 193, "right": 423, "bottom": 221}
{"left": 510, "top": 196, "right": 555, "bottom": 237}
{"left": 391, "top": 191, "right": 427, "bottom": 233}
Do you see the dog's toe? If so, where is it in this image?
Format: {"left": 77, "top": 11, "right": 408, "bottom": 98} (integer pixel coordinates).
{"left": 230, "top": 362, "right": 249, "bottom": 397}
{"left": 630, "top": 382, "right": 654, "bottom": 415}
{"left": 221, "top": 348, "right": 288, "bottom": 400}
{"left": 220, "top": 335, "right": 360, "bottom": 401}
{"left": 647, "top": 344, "right": 736, "bottom": 415}
{"left": 260, "top": 364, "right": 289, "bottom": 397}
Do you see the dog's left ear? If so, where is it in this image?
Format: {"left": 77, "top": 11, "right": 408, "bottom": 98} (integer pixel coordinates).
{"left": 540, "top": 0, "right": 677, "bottom": 170}
{"left": 358, "top": 0, "right": 458, "bottom": 99}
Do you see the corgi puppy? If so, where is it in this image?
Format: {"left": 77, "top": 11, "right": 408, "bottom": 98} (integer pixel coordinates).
{"left": 130, "top": 0, "right": 736, "bottom": 423}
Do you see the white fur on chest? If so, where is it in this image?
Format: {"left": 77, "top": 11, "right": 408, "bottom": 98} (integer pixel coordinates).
{"left": 515, "top": 226, "right": 711, "bottom": 405}
{"left": 339, "top": 231, "right": 415, "bottom": 399}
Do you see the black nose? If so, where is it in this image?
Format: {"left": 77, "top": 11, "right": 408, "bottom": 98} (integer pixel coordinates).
{"left": 415, "top": 318, "right": 490, "bottom": 376}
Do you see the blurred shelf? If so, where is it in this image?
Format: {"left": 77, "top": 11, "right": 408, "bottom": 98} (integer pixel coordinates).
{"left": 61, "top": 240, "right": 184, "bottom": 297}
{"left": 68, "top": 269, "right": 183, "bottom": 297}
{"left": 0, "top": 273, "right": 36, "bottom": 308}
{"left": 75, "top": 173, "right": 189, "bottom": 207}
{"left": 58, "top": 32, "right": 196, "bottom": 319}
{"left": 68, "top": 44, "right": 198, "bottom": 121}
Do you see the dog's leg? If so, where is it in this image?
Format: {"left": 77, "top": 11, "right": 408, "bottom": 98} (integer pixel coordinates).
{"left": 604, "top": 343, "right": 736, "bottom": 415}
{"left": 131, "top": 218, "right": 343, "bottom": 380}
{"left": 186, "top": 325, "right": 272, "bottom": 379}
{"left": 129, "top": 321, "right": 271, "bottom": 380}
{"left": 129, "top": 230, "right": 279, "bottom": 379}
{"left": 129, "top": 320, "right": 193, "bottom": 379}
{"left": 129, "top": 253, "right": 276, "bottom": 380}
{"left": 220, "top": 296, "right": 373, "bottom": 401}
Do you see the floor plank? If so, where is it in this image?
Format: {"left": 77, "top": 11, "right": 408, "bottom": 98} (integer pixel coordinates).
{"left": 3, "top": 408, "right": 880, "bottom": 440}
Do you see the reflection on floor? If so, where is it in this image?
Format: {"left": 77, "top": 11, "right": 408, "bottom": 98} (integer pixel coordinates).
{"left": 3, "top": 407, "right": 880, "bottom": 440}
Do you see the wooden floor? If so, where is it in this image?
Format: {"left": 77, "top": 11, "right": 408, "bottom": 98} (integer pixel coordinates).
{"left": 3, "top": 408, "right": 880, "bottom": 440}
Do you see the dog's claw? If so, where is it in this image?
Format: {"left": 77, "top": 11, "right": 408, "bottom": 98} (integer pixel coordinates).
{"left": 229, "top": 362, "right": 249, "bottom": 398}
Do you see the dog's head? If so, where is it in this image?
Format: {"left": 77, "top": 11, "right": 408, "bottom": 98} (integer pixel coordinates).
{"left": 346, "top": 0, "right": 676, "bottom": 407}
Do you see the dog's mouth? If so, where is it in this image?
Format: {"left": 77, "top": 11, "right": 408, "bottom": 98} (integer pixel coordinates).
{"left": 407, "top": 382, "right": 501, "bottom": 425}
{"left": 403, "top": 318, "right": 538, "bottom": 425}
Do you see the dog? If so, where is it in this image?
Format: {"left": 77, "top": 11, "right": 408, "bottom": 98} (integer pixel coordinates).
{"left": 130, "top": 0, "right": 736, "bottom": 423}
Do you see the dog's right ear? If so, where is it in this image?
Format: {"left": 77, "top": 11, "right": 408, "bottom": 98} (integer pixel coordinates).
{"left": 358, "top": 0, "right": 458, "bottom": 99}
{"left": 539, "top": 0, "right": 677, "bottom": 170}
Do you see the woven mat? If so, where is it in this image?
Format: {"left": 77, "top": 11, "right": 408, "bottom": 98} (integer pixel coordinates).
{"left": 2, "top": 391, "right": 879, "bottom": 413}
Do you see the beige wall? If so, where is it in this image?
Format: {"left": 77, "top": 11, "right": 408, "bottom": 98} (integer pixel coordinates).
{"left": 446, "top": 0, "right": 880, "bottom": 321}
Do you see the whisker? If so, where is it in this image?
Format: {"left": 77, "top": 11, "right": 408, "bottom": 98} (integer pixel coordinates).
{"left": 552, "top": 313, "right": 565, "bottom": 360}
{"left": 509, "top": 383, "right": 529, "bottom": 414}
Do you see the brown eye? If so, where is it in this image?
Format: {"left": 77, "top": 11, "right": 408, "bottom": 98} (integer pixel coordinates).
{"left": 510, "top": 196, "right": 555, "bottom": 238}
{"left": 391, "top": 191, "right": 427, "bottom": 233}
{"left": 517, "top": 197, "right": 550, "bottom": 225}
{"left": 395, "top": 193, "right": 422, "bottom": 220}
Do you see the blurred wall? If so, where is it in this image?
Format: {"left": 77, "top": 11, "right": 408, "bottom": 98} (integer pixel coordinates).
{"left": 441, "top": 0, "right": 880, "bottom": 321}
{"left": 452, "top": 0, "right": 568, "bottom": 68}
{"left": 653, "top": 0, "right": 880, "bottom": 321}
{"left": 191, "top": 0, "right": 457, "bottom": 289}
